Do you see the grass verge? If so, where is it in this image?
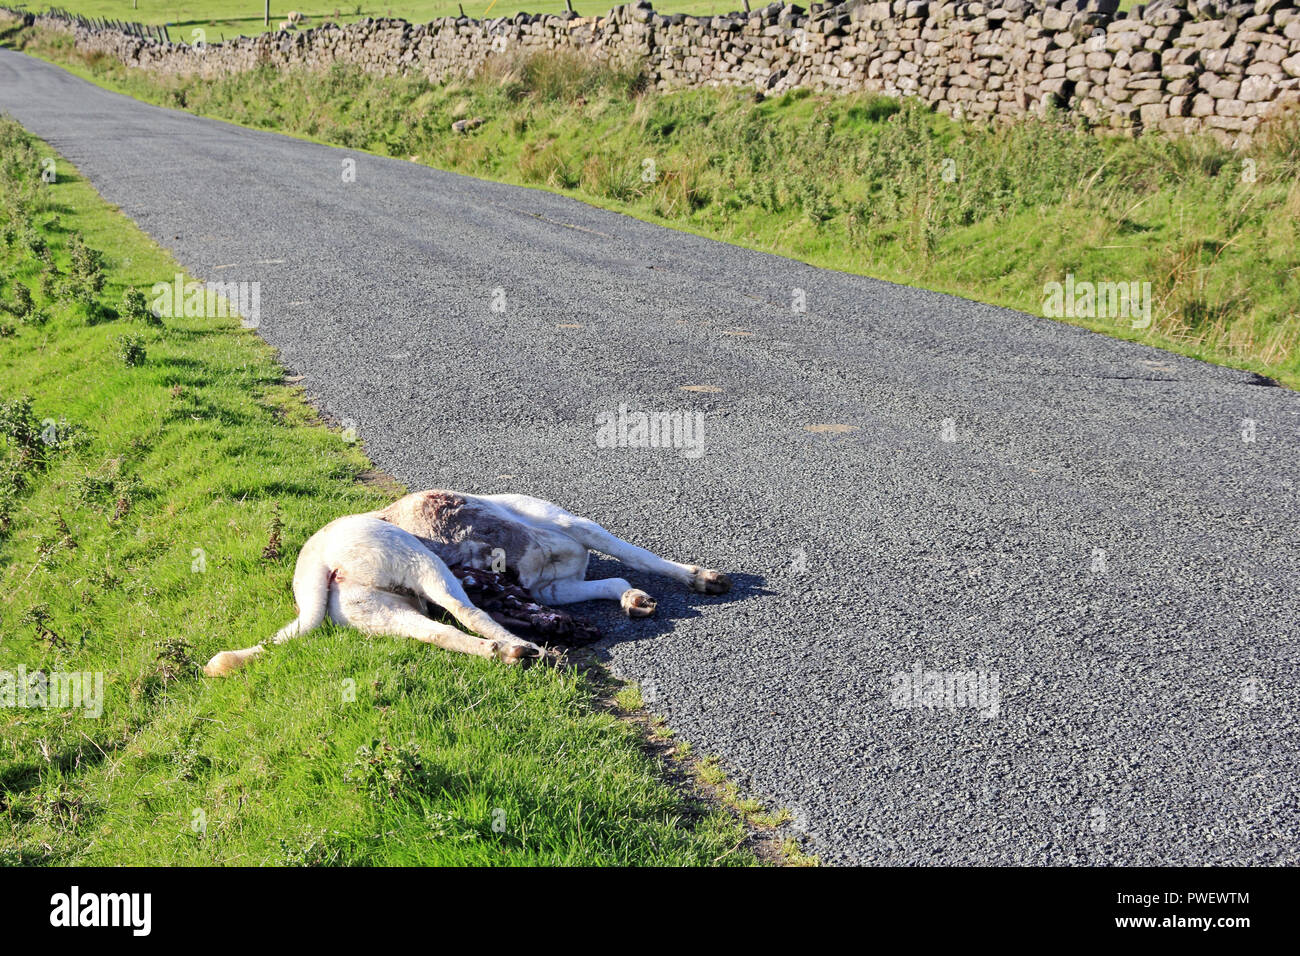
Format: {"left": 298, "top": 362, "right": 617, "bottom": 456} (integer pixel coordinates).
{"left": 6, "top": 18, "right": 1297, "bottom": 388}
{"left": 0, "top": 114, "right": 762, "bottom": 865}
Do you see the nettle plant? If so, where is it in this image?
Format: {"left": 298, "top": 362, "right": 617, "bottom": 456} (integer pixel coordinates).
{"left": 346, "top": 738, "right": 436, "bottom": 804}
{"left": 120, "top": 286, "right": 161, "bottom": 325}
{"left": 0, "top": 394, "right": 90, "bottom": 536}
{"left": 0, "top": 130, "right": 111, "bottom": 327}
{"left": 62, "top": 232, "right": 107, "bottom": 321}
{"left": 116, "top": 333, "right": 146, "bottom": 367}
{"left": 7, "top": 280, "right": 35, "bottom": 319}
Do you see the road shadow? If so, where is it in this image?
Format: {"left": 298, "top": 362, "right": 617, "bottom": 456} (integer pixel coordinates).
{"left": 559, "top": 554, "right": 770, "bottom": 657}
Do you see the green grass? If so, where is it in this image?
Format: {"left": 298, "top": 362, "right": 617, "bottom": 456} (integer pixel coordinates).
{"left": 25, "top": 0, "right": 742, "bottom": 41}
{"left": 0, "top": 115, "right": 759, "bottom": 865}
{"left": 8, "top": 17, "right": 1297, "bottom": 388}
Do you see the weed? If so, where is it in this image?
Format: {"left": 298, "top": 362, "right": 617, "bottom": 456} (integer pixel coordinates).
{"left": 116, "top": 333, "right": 145, "bottom": 366}
{"left": 120, "top": 286, "right": 160, "bottom": 325}
{"left": 347, "top": 738, "right": 433, "bottom": 802}
{"left": 262, "top": 502, "right": 283, "bottom": 560}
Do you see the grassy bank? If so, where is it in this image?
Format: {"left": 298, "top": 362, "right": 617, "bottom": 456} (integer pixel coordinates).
{"left": 8, "top": 19, "right": 1298, "bottom": 389}
{"left": 0, "top": 114, "right": 761, "bottom": 865}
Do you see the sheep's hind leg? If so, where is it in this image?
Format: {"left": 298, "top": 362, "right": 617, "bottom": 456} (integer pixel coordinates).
{"left": 337, "top": 586, "right": 536, "bottom": 664}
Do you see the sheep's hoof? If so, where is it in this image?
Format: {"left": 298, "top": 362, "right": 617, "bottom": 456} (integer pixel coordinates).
{"left": 494, "top": 641, "right": 542, "bottom": 667}
{"left": 689, "top": 567, "right": 731, "bottom": 595}
{"left": 202, "top": 651, "right": 243, "bottom": 678}
{"left": 621, "top": 589, "right": 657, "bottom": 618}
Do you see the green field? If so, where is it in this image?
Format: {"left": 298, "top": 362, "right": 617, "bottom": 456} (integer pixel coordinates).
{"left": 0, "top": 115, "right": 771, "bottom": 865}
{"left": 8, "top": 15, "right": 1298, "bottom": 389}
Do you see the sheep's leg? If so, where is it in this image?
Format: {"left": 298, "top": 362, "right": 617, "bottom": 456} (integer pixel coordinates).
{"left": 487, "top": 493, "right": 731, "bottom": 594}
{"left": 335, "top": 586, "right": 538, "bottom": 663}
{"left": 531, "top": 576, "right": 657, "bottom": 618}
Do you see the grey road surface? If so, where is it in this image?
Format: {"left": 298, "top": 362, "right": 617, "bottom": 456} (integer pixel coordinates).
{"left": 2, "top": 48, "right": 1297, "bottom": 865}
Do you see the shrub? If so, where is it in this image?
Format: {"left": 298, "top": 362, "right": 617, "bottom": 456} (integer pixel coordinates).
{"left": 63, "top": 232, "right": 106, "bottom": 318}
{"left": 120, "top": 286, "right": 160, "bottom": 325}
{"left": 7, "top": 280, "right": 33, "bottom": 318}
{"left": 116, "top": 334, "right": 146, "bottom": 367}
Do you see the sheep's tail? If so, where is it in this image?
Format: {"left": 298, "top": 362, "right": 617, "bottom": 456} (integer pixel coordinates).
{"left": 272, "top": 556, "right": 332, "bottom": 644}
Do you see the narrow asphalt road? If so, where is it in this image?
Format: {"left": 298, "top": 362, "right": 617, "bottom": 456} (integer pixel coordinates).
{"left": 3, "top": 48, "right": 1297, "bottom": 865}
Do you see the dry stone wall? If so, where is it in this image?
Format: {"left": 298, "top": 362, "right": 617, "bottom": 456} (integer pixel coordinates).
{"left": 17, "top": 1, "right": 1300, "bottom": 144}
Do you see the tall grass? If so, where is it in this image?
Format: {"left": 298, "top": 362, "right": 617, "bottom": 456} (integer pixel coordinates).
{"left": 478, "top": 46, "right": 648, "bottom": 103}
